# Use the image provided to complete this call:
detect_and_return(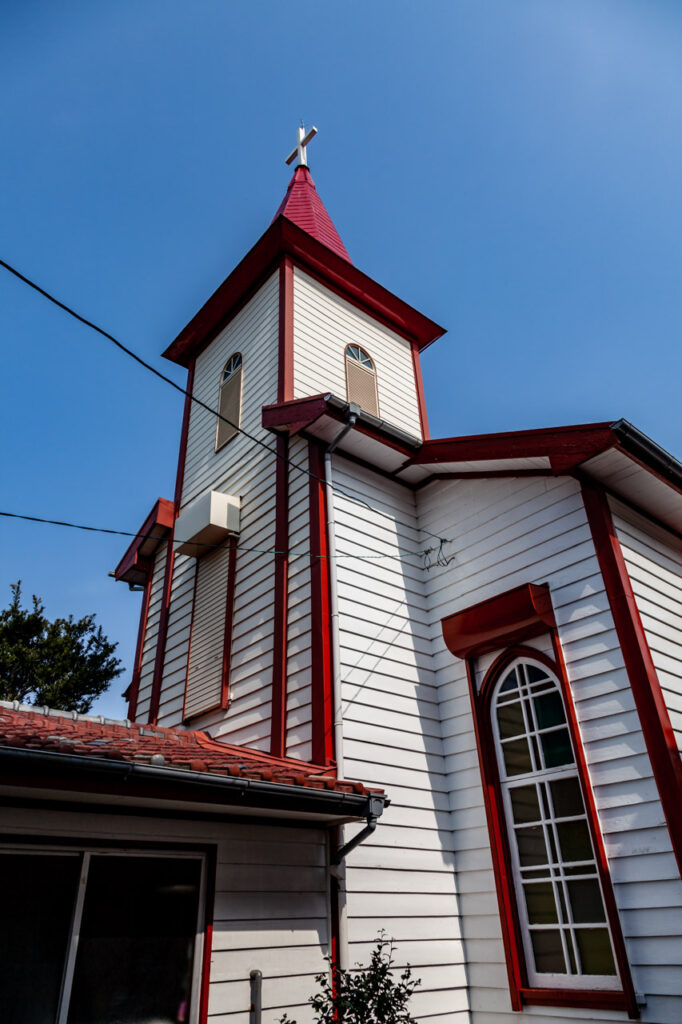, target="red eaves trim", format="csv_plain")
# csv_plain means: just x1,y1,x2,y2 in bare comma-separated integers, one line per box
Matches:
163,218,445,368
270,436,290,758
582,480,682,882
149,363,195,725
410,340,430,441
114,497,175,583
442,583,556,659
221,536,237,711
126,570,153,721
308,440,335,765
278,257,294,402
464,642,637,1018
